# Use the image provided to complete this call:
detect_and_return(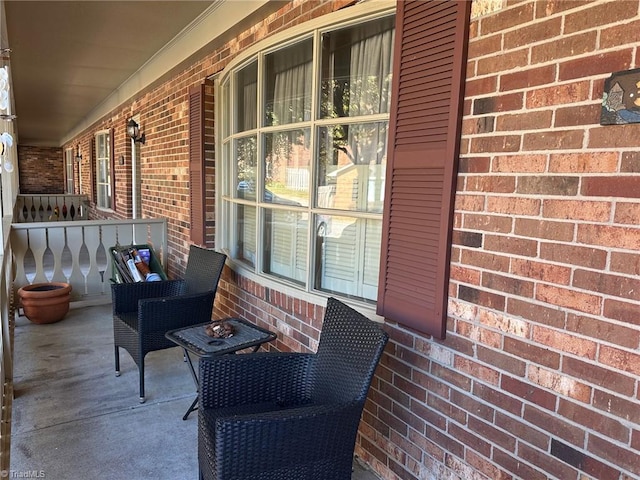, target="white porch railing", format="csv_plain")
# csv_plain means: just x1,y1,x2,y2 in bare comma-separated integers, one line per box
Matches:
1,216,14,472
11,218,168,304
14,194,90,223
